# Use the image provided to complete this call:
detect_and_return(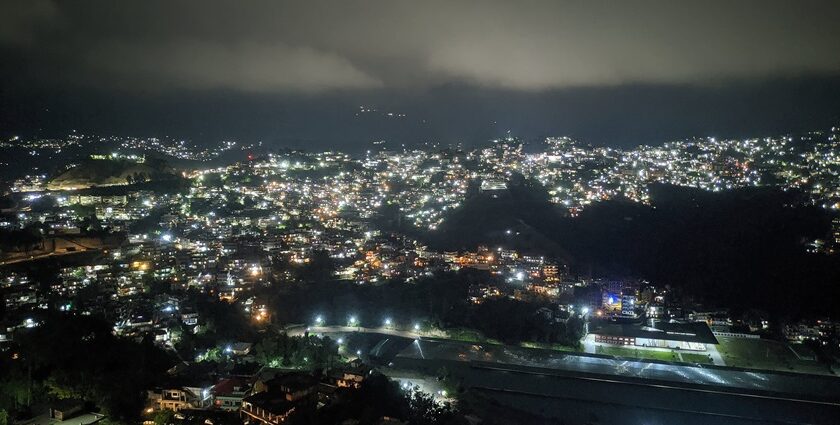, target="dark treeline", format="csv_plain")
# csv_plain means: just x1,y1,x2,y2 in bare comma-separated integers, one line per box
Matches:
262,270,472,328
256,269,583,346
